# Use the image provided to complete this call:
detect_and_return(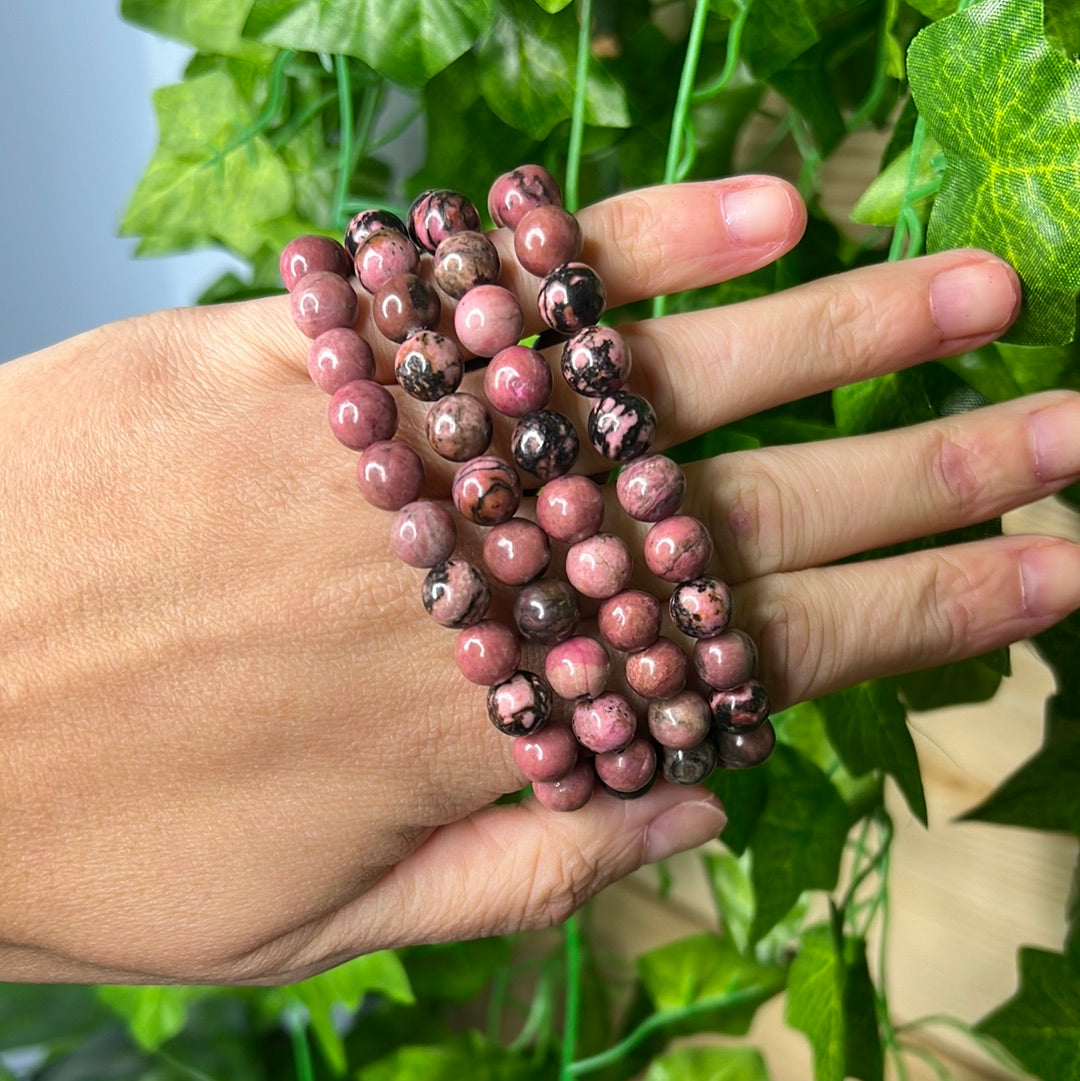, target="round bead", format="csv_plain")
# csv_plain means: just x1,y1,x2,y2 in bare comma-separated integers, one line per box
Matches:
564,533,632,600
513,724,579,783
669,576,733,639
544,636,611,700
394,331,463,401
328,380,397,450
537,262,606,335
616,455,685,522
572,693,637,754
454,284,524,357
535,475,604,544
389,500,457,568
433,231,501,299
693,629,758,690
354,229,420,294
488,164,563,230
307,328,376,394
487,670,552,736
452,455,522,526
514,205,583,277
372,272,441,343
290,271,359,339
344,208,408,257
357,441,425,511
532,759,594,812
710,680,771,733
482,518,551,585
280,235,352,290
425,392,493,462
661,740,718,786
561,325,632,397
422,559,491,628
510,409,580,482
643,515,712,582
408,189,481,253
587,391,657,462
648,690,713,750
597,590,662,653
484,345,553,417
625,636,688,700
513,578,579,644
455,620,521,685
715,719,776,769
595,737,657,795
